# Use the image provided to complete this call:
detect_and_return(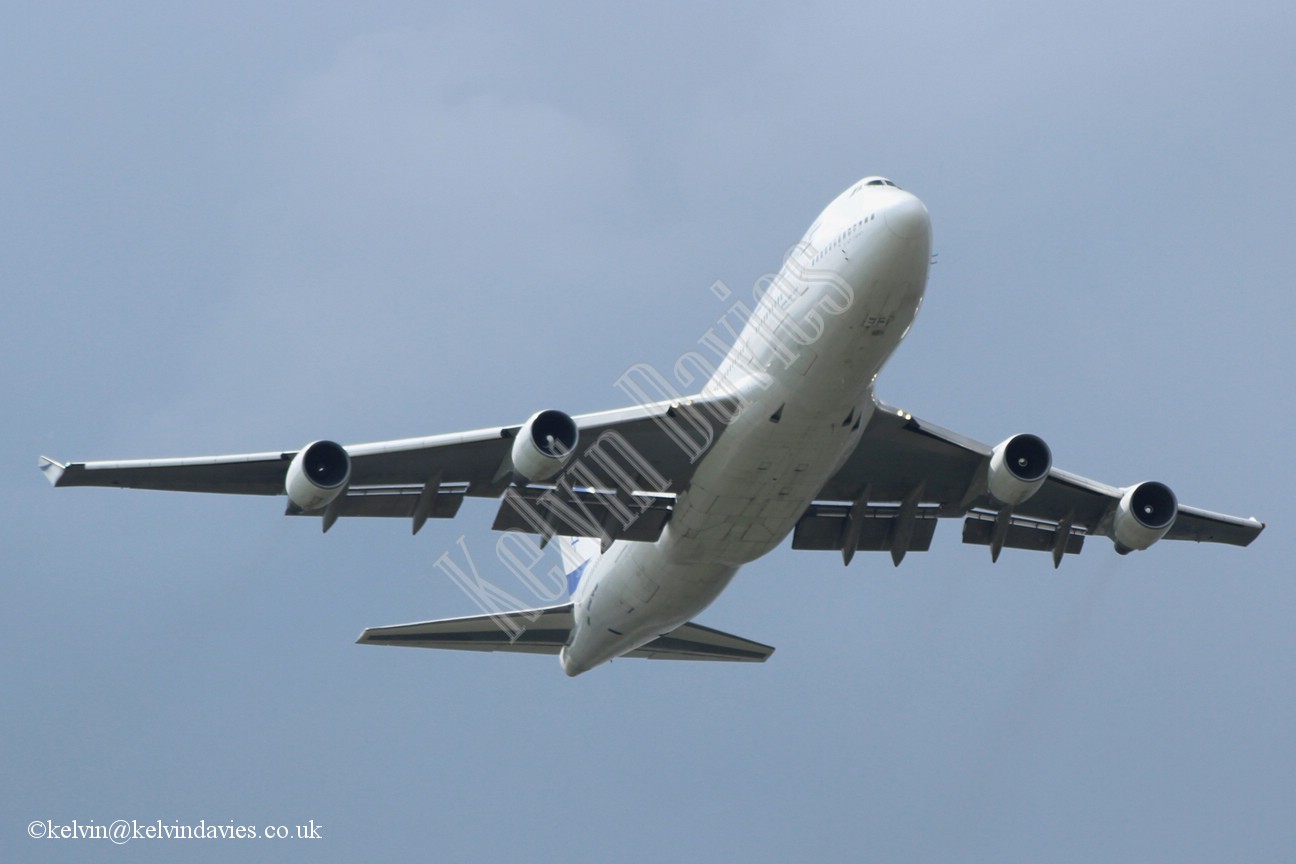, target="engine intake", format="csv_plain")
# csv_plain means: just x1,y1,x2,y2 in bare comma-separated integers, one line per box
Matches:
1113,481,1178,553
987,433,1052,506
285,440,351,511
510,410,578,483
